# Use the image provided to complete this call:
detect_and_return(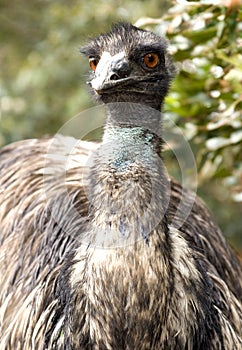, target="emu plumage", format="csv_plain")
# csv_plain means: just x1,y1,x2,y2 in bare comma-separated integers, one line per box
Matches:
0,23,242,349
